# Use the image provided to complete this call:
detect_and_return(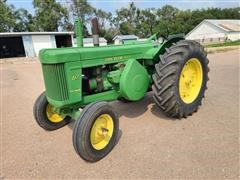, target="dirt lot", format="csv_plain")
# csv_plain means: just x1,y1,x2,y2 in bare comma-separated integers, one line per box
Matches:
0,49,239,179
